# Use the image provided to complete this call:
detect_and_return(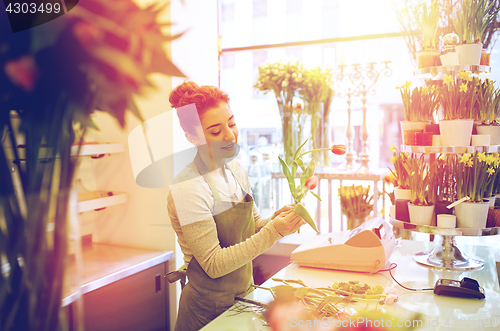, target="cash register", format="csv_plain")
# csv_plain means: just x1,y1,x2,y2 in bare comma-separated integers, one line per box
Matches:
291,217,397,273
